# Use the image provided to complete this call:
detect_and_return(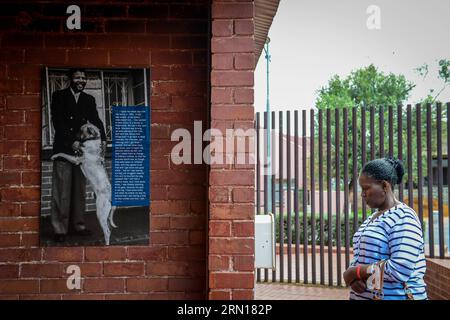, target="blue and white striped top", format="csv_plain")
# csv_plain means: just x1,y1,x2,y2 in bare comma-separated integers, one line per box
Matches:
349,202,427,300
